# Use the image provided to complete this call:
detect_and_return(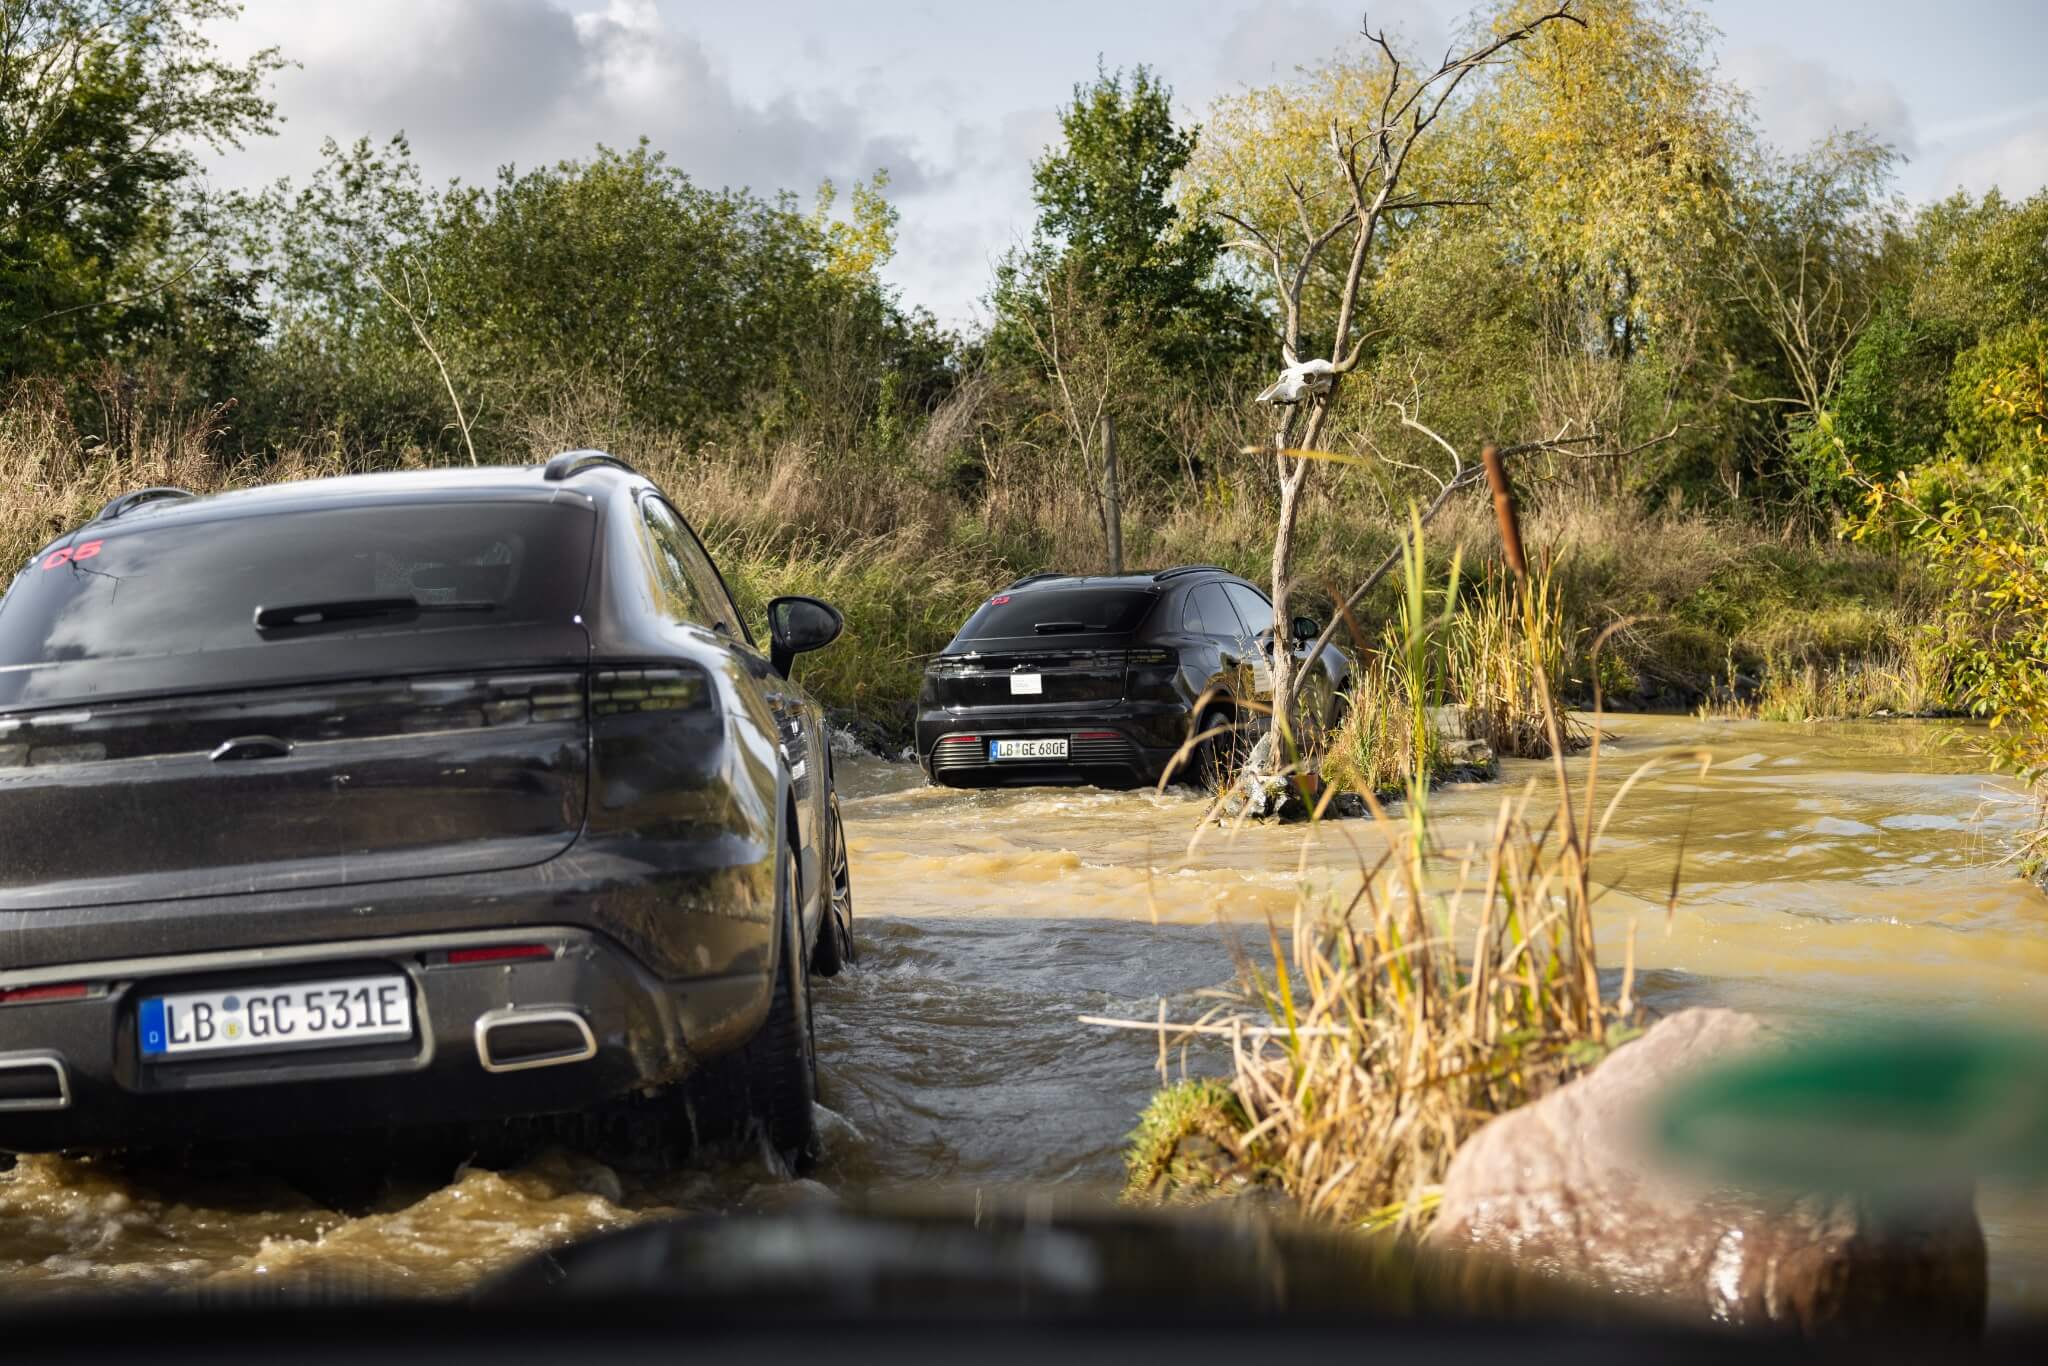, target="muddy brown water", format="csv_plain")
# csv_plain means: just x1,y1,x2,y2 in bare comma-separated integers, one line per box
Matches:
4,713,2047,1316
